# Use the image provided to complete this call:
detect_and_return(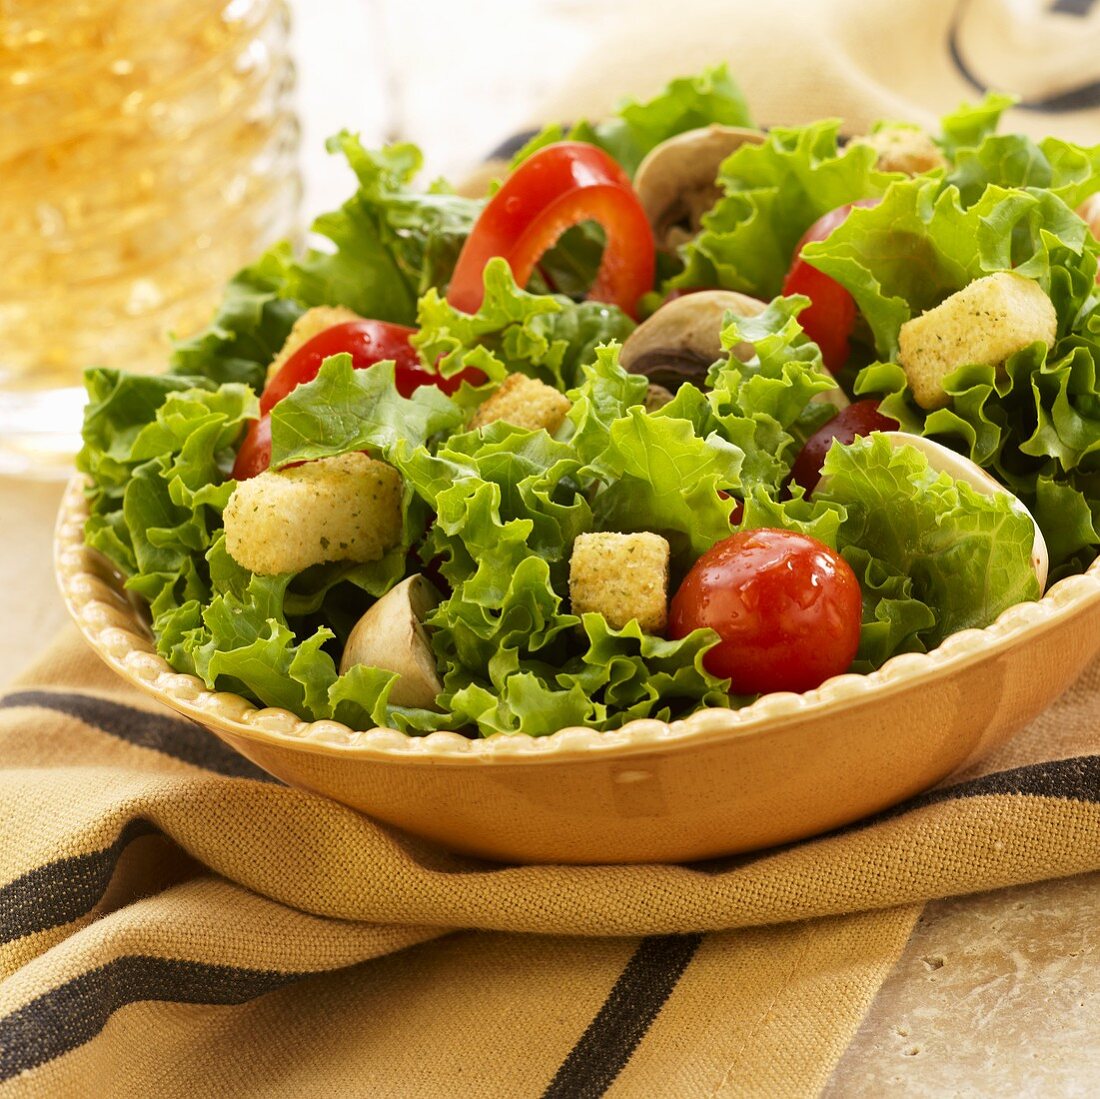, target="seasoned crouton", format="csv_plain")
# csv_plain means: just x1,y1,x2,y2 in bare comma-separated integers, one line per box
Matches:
898,273,1057,410
266,306,362,384
569,532,670,633
224,452,402,575
852,126,946,176
468,373,572,434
